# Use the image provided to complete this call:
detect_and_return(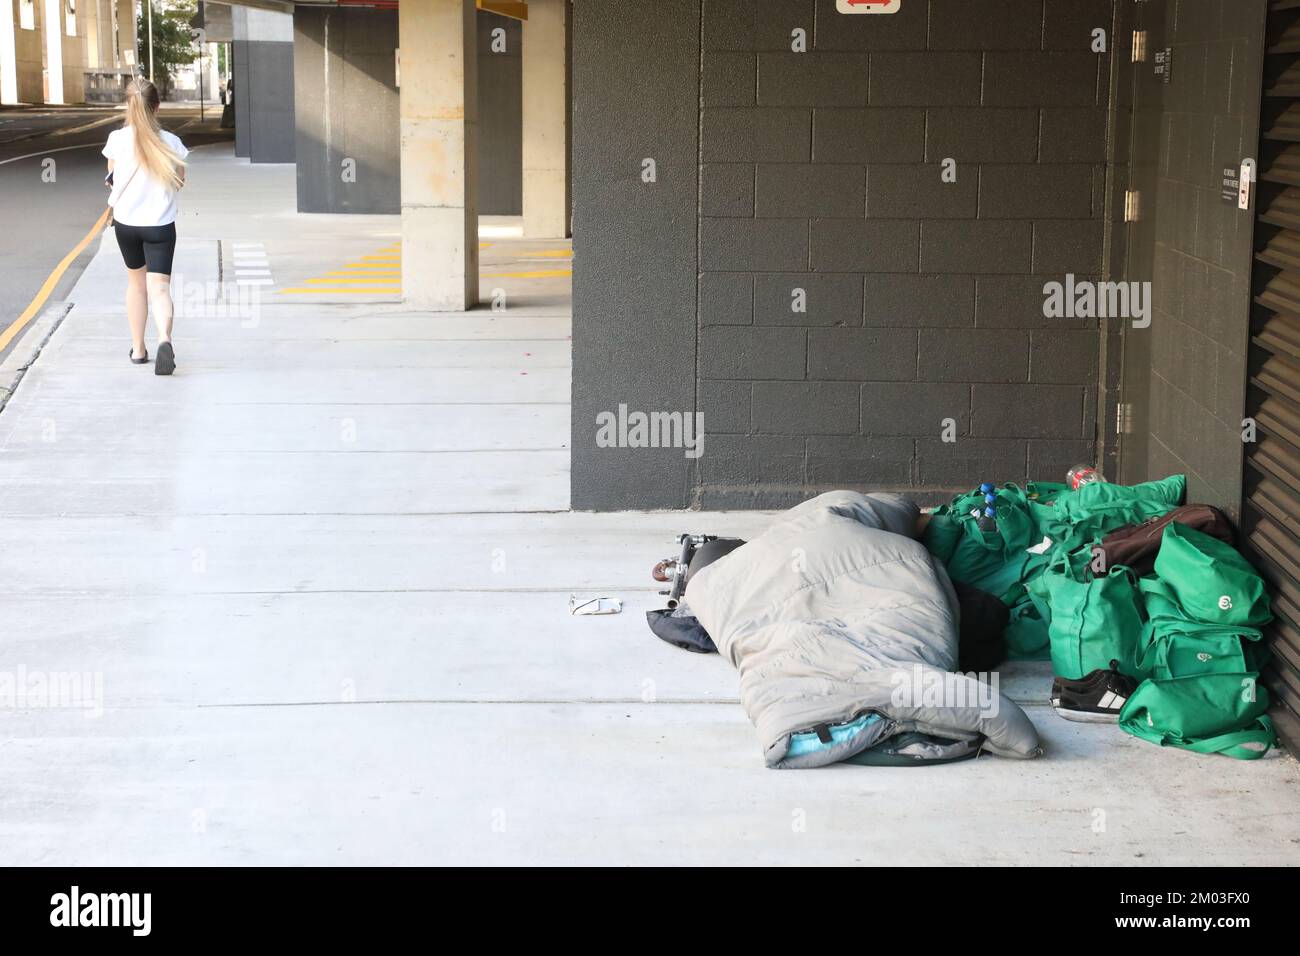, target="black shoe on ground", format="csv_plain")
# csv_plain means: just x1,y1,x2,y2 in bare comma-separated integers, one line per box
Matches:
1051,660,1138,723
155,341,175,376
